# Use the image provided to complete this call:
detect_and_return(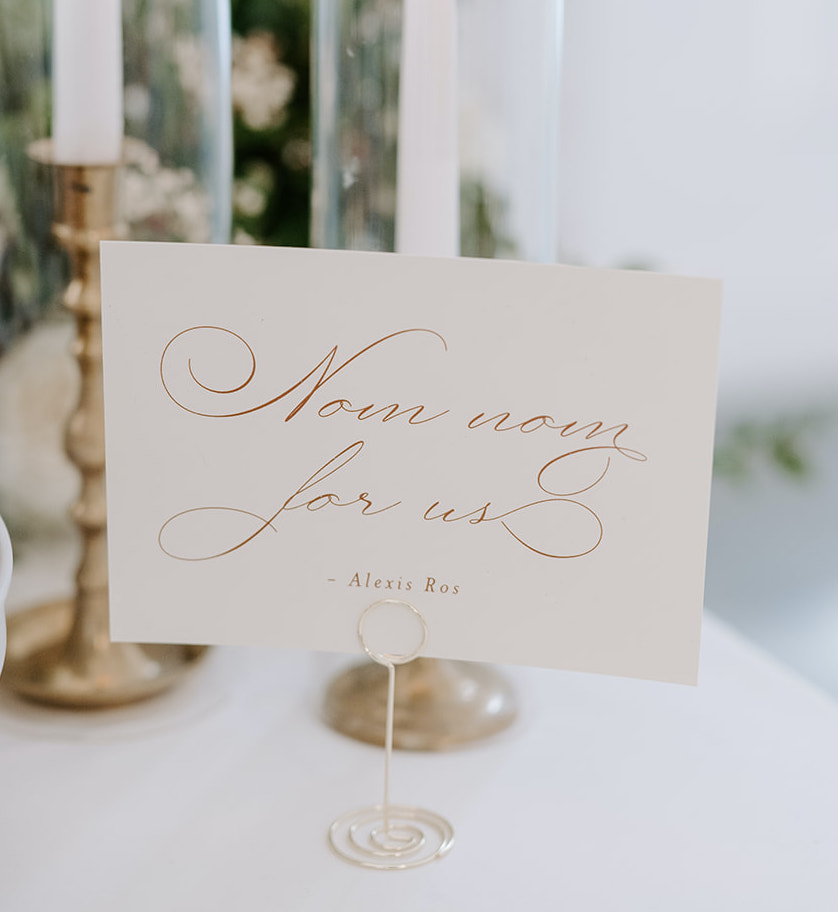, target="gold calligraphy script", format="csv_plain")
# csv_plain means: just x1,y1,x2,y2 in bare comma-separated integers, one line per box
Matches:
158,326,646,562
